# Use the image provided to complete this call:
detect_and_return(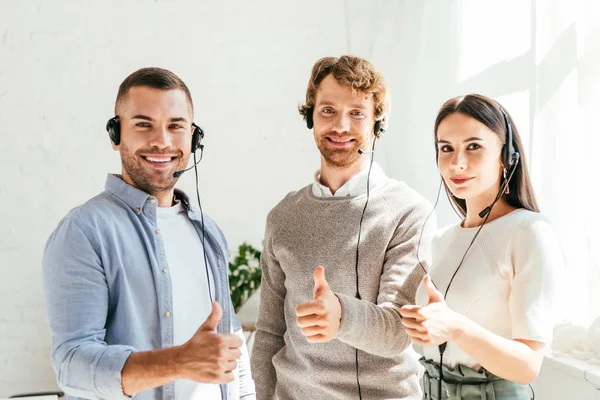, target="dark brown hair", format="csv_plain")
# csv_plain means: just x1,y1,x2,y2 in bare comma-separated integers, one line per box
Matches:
115,67,193,114
434,94,539,217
